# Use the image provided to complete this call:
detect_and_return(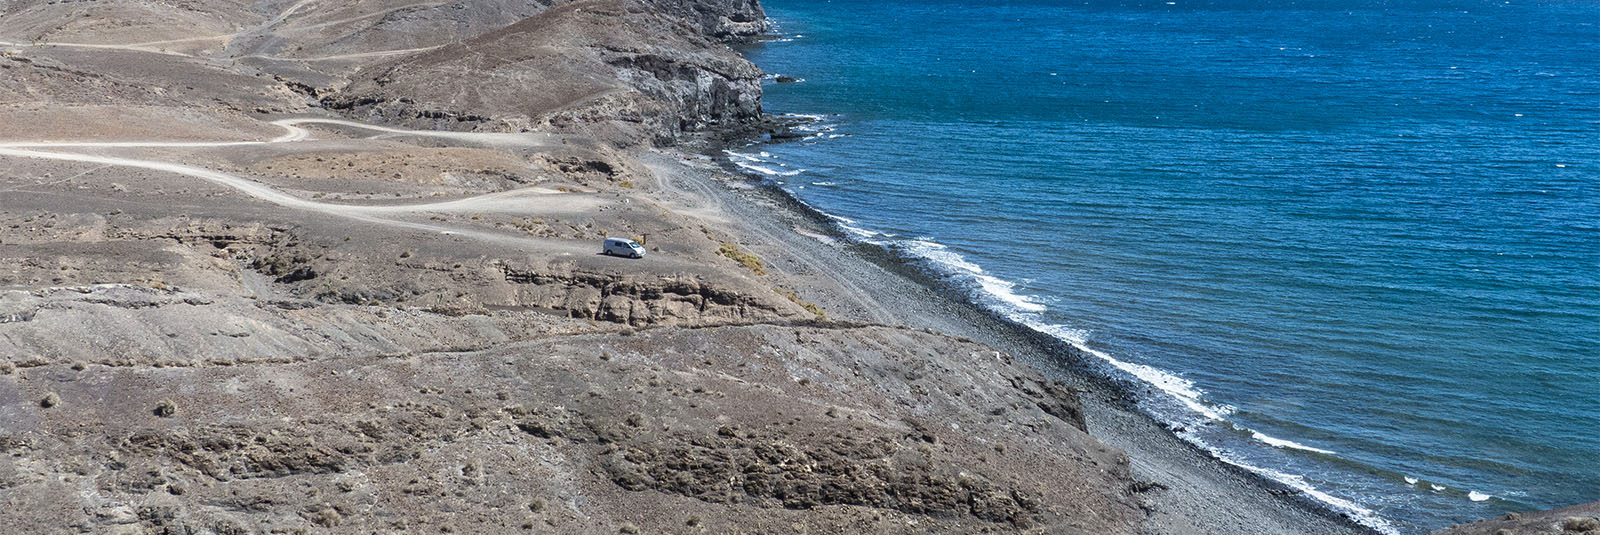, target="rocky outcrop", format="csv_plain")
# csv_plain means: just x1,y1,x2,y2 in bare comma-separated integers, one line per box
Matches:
496,262,803,325
1435,502,1600,535
599,426,1046,527
646,0,770,43
324,0,765,145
